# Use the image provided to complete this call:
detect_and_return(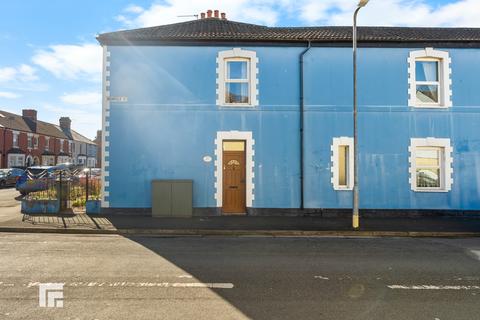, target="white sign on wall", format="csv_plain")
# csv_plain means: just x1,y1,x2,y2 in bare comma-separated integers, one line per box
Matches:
107,96,128,102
